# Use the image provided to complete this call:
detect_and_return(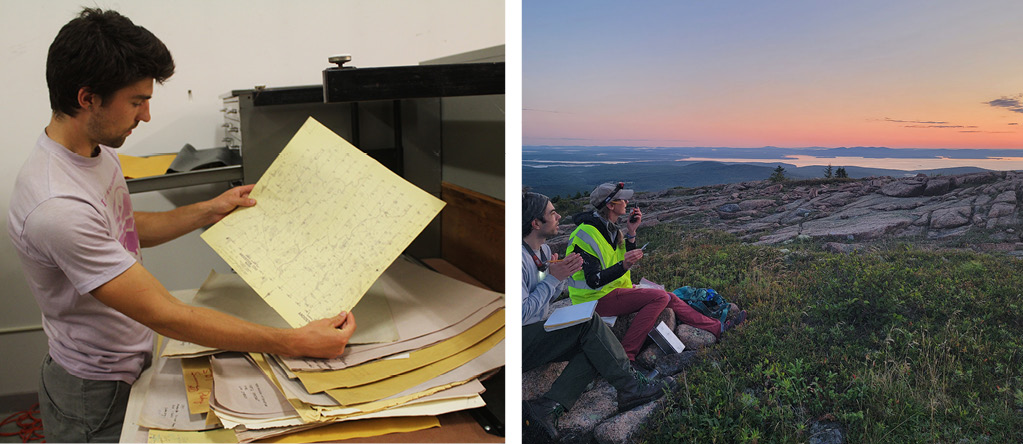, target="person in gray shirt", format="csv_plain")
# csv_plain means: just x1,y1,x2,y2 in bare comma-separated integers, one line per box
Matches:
9,9,355,442
521,191,666,440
